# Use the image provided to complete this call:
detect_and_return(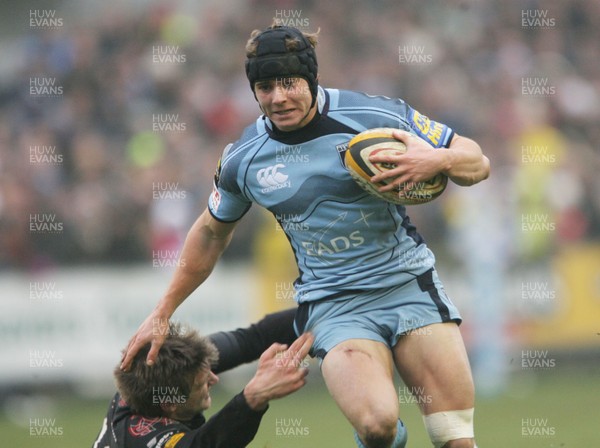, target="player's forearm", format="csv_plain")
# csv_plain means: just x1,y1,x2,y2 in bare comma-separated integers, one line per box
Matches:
187,392,266,447
156,211,233,317
441,135,490,186
210,308,297,374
